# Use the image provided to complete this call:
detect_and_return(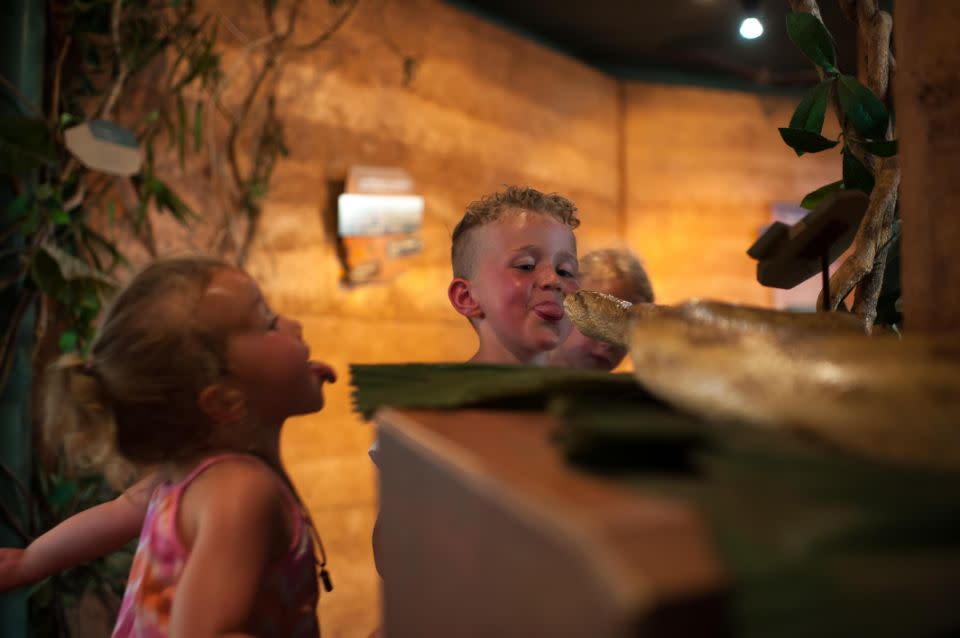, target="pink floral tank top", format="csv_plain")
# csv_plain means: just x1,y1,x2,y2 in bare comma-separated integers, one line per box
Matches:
112,454,320,638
